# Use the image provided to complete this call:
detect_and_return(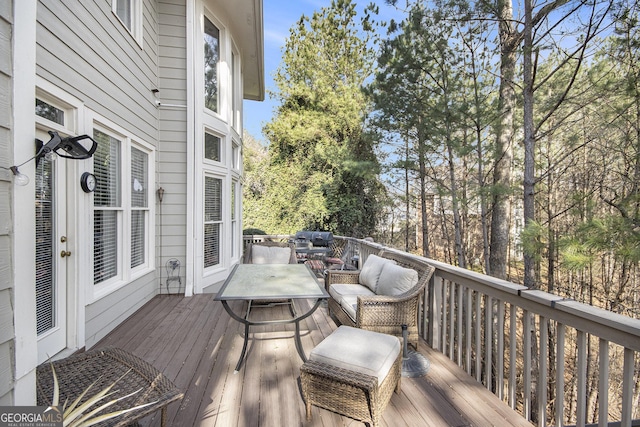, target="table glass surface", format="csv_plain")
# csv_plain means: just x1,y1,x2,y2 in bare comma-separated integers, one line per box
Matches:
215,264,329,300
